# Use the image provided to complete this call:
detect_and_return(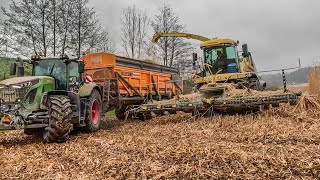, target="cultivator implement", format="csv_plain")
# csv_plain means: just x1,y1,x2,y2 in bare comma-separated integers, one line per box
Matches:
125,92,302,120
